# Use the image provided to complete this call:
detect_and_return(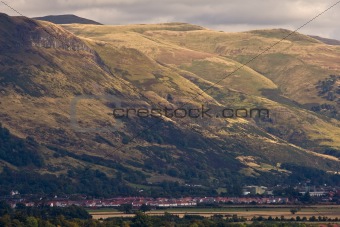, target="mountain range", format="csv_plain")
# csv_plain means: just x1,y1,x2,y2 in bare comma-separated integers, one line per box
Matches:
0,13,340,197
